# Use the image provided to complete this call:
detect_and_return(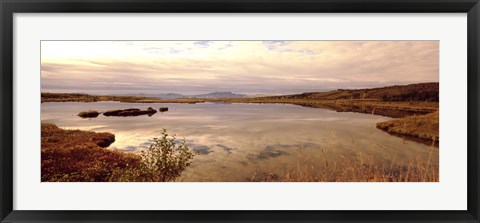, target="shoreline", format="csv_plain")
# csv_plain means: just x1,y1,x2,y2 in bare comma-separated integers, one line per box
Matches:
42,93,439,144
376,112,439,147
